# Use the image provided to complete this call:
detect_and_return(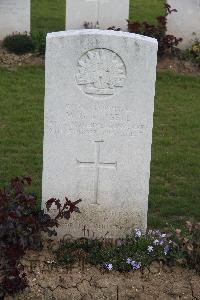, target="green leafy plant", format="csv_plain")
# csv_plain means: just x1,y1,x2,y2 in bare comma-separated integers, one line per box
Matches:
183,40,200,66
31,31,47,55
0,177,81,298
56,225,200,273
3,33,35,54
56,229,176,272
